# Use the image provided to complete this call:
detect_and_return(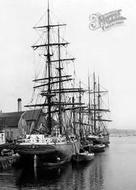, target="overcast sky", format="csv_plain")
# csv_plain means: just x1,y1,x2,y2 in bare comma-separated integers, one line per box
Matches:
0,0,136,129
